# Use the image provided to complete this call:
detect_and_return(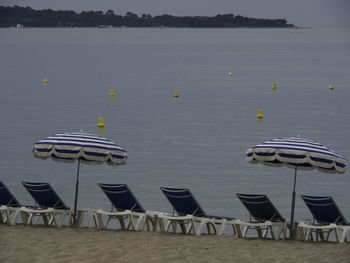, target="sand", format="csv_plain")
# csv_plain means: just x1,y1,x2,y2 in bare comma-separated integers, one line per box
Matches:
0,224,349,263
